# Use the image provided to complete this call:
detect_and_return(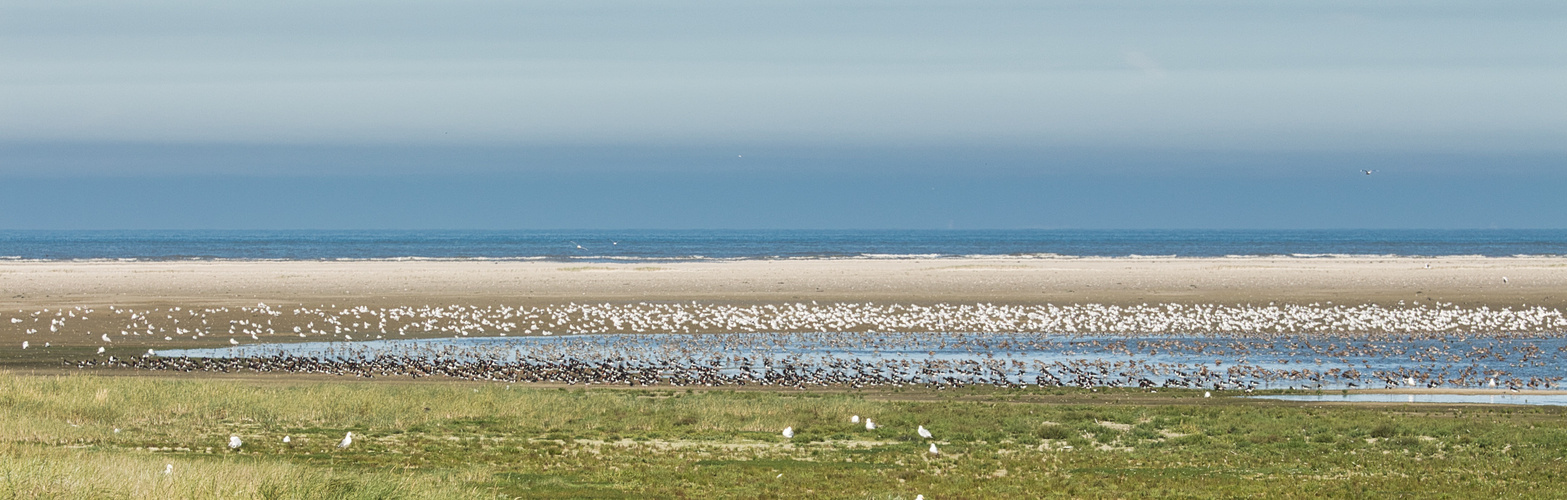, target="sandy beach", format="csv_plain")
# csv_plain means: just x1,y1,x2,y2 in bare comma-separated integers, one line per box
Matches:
2,256,1562,310
2,256,1563,359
